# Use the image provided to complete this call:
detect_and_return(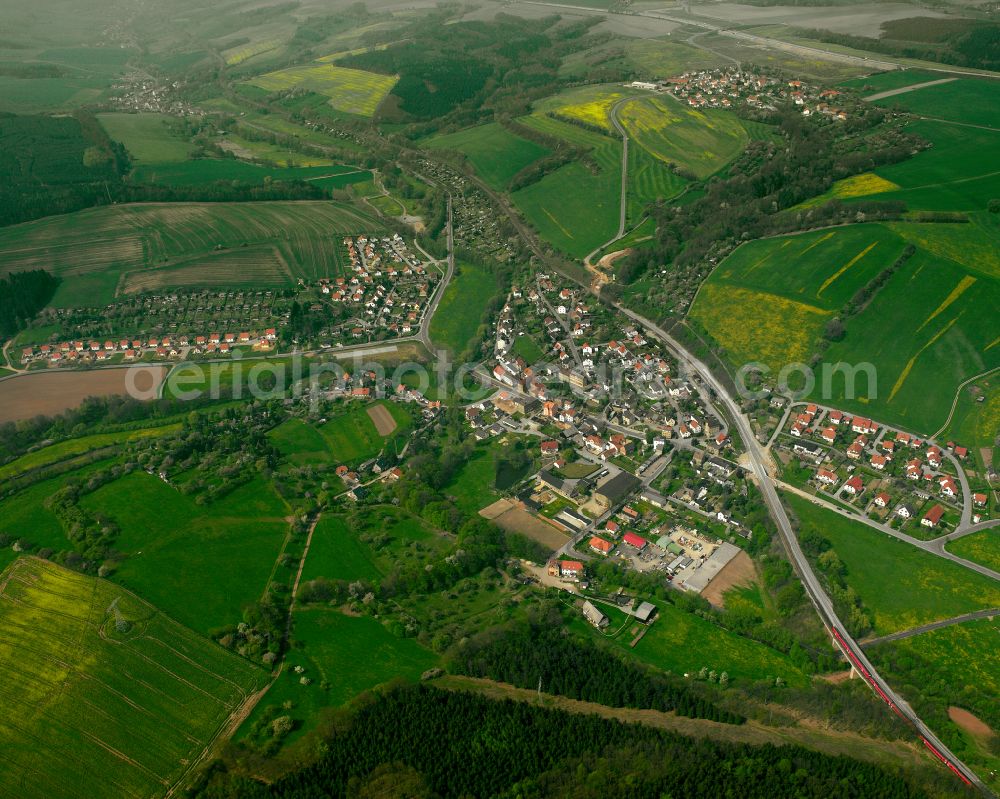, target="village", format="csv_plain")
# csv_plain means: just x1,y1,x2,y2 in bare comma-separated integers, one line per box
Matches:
18,234,440,366
630,68,853,120
770,401,990,535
